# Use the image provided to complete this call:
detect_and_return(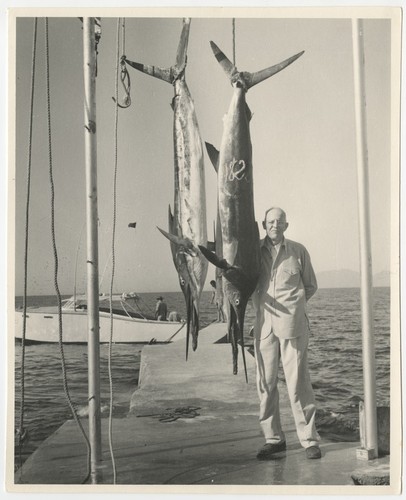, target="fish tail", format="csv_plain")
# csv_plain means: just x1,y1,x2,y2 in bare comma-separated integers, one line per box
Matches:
125,19,191,85
246,50,304,89
175,18,191,70
209,40,304,90
125,59,174,84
